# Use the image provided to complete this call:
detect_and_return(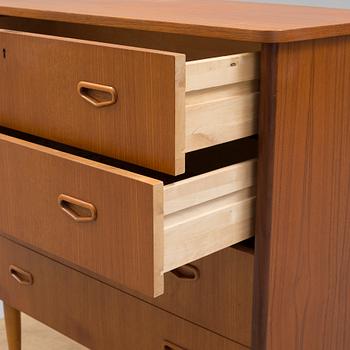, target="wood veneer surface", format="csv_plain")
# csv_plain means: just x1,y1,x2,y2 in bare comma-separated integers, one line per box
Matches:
0,248,254,348
0,236,248,350
127,247,254,346
0,133,164,298
1,0,350,42
0,17,261,61
0,29,185,175
253,37,350,350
